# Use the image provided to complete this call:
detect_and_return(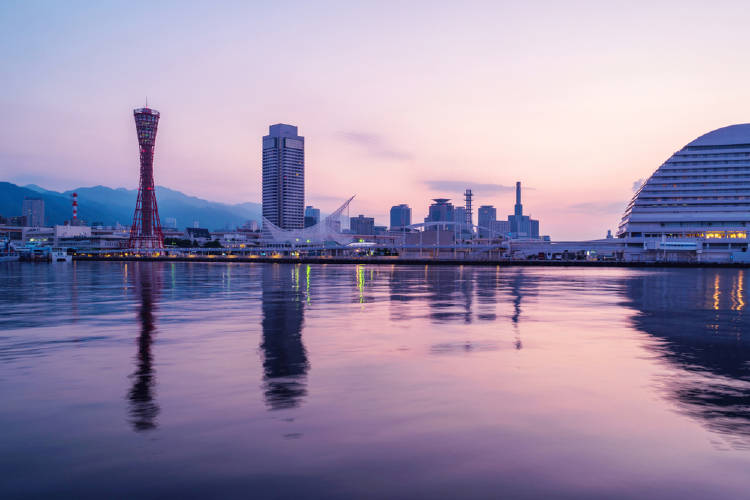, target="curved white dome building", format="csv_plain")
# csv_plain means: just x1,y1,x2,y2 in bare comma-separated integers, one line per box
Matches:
618,124,750,262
